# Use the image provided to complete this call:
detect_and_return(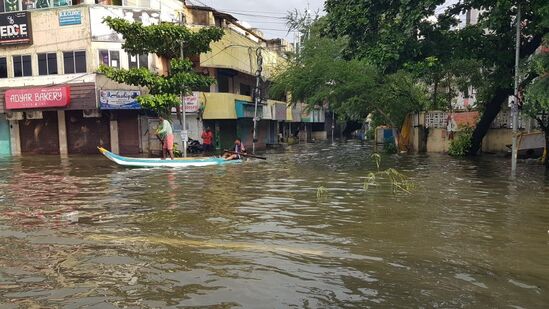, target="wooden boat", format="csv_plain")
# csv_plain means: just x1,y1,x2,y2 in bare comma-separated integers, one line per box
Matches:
98,147,241,168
